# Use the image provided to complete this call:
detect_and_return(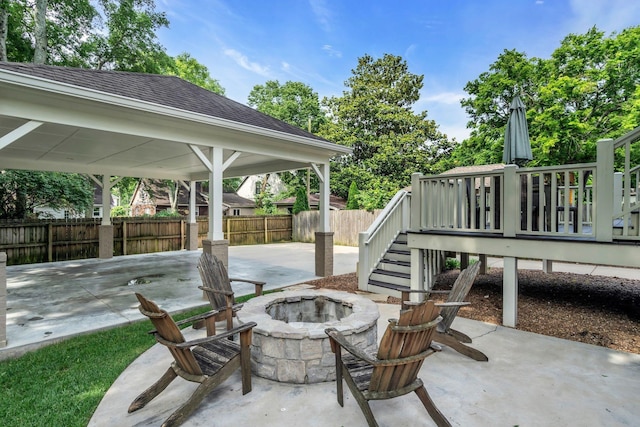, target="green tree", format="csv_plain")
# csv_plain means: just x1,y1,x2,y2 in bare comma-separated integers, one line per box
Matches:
85,0,171,72
248,80,323,197
456,26,640,167
292,186,309,214
346,181,359,210
248,80,324,132
1,0,97,64
320,54,454,207
163,52,225,95
0,170,94,219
